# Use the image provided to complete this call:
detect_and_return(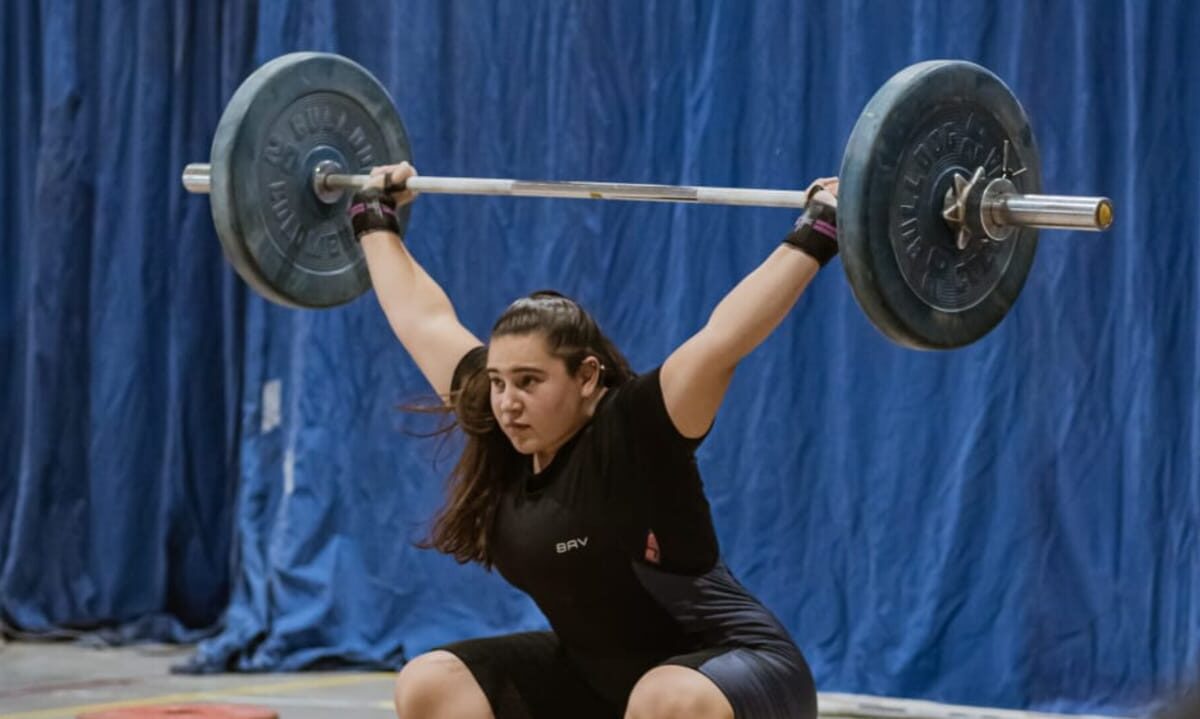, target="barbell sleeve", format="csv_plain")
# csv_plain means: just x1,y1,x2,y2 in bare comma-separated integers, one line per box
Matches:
182,163,212,195
987,194,1114,231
